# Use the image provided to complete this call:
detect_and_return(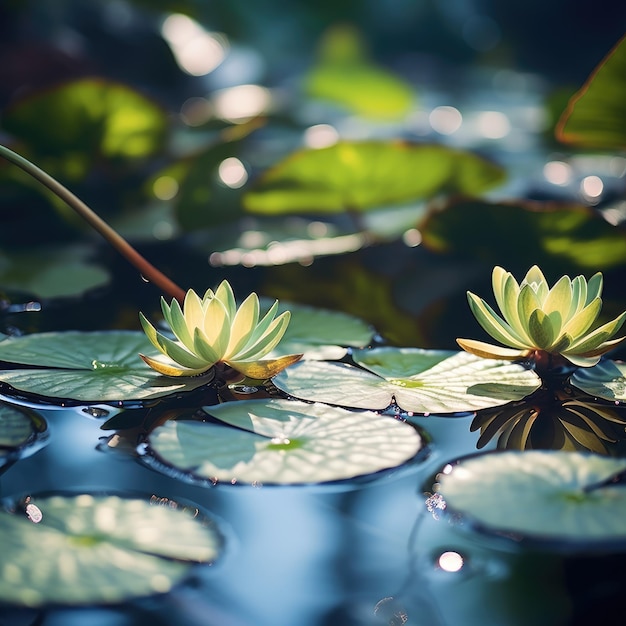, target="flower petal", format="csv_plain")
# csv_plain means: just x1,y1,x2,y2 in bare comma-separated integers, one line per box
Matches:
542,275,572,318
517,283,541,331
192,328,222,365
233,311,291,361
166,298,196,351
526,309,555,349
214,280,237,320
560,297,602,340
456,338,530,360
467,293,528,348
568,311,626,353
139,313,209,369
228,353,303,379
227,293,261,356
183,290,205,333
202,297,231,355
522,266,548,301
139,353,212,377
586,272,603,305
